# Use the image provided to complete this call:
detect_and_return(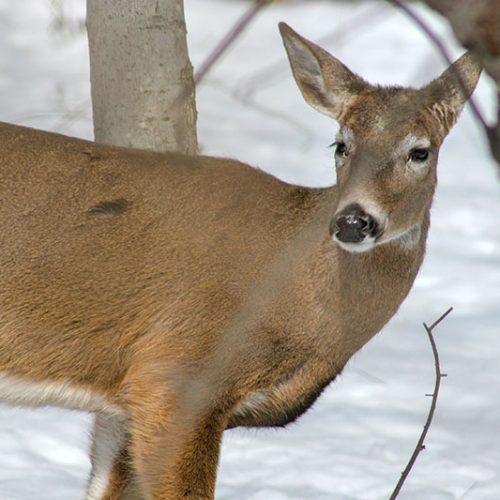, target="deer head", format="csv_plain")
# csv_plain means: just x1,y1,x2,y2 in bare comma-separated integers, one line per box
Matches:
279,23,481,253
